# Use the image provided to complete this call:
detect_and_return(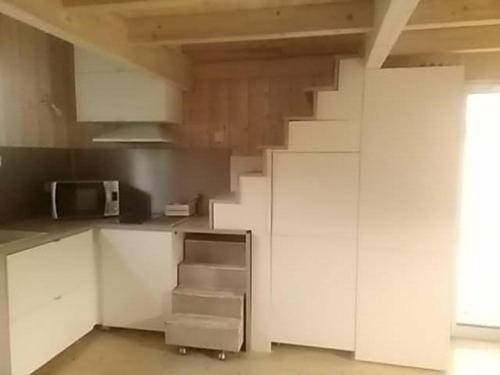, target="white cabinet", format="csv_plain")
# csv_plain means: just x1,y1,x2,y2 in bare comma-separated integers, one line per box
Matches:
271,152,359,351
7,231,96,375
98,229,180,332
356,67,464,370
74,48,183,123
